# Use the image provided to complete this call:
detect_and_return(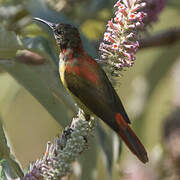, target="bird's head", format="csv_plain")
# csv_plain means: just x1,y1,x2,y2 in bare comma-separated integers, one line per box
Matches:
34,17,82,52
